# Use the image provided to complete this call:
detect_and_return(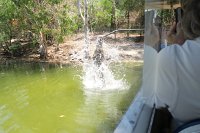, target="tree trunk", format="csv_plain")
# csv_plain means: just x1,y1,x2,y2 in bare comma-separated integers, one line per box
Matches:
39,31,48,59
110,0,116,31
77,0,89,59
84,0,89,59
127,11,130,38
77,0,84,21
